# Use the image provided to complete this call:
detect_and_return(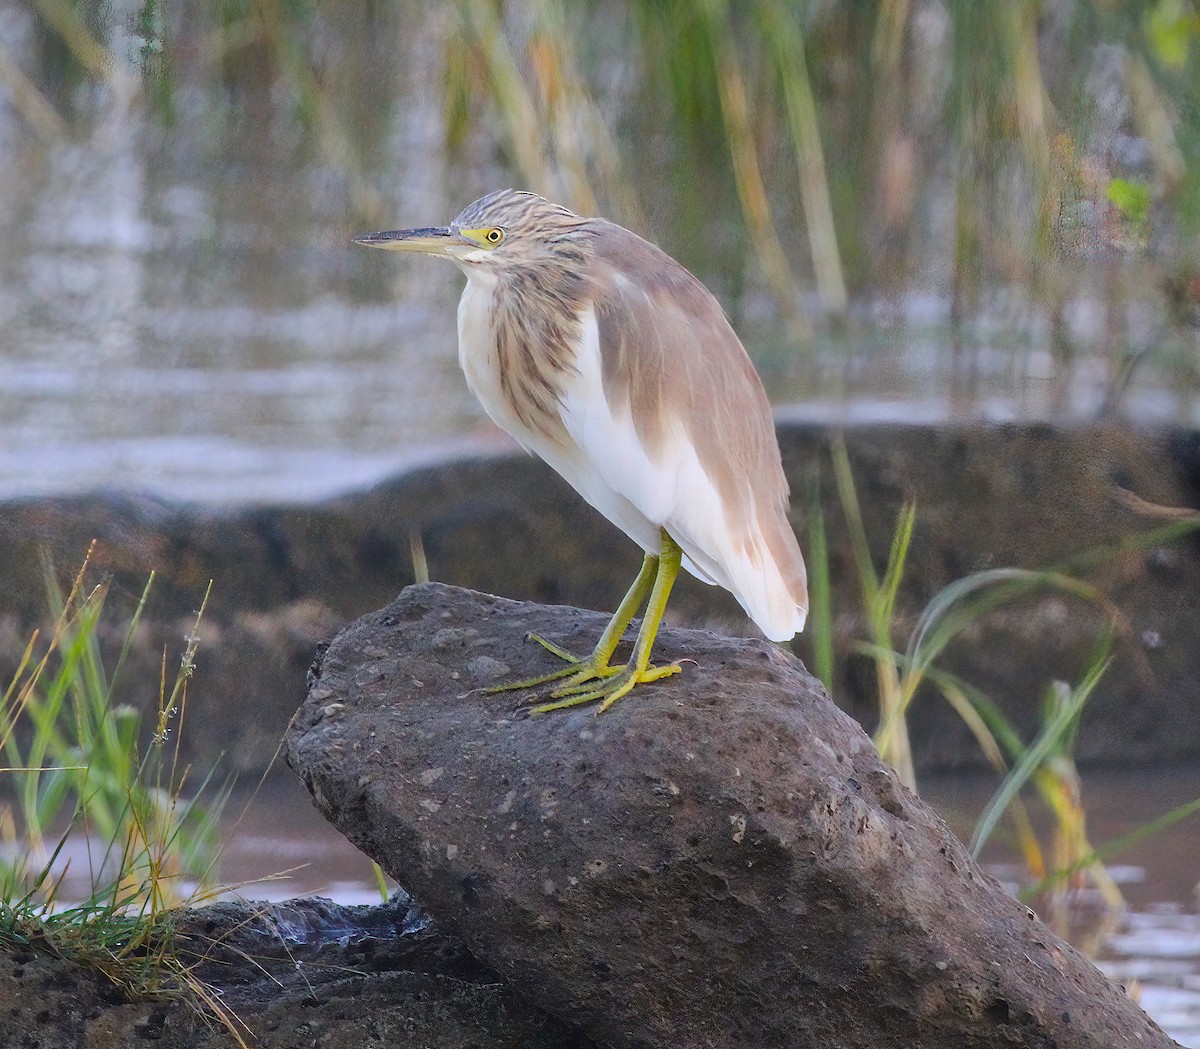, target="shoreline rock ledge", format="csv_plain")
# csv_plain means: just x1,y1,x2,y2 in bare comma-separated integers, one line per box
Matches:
287,582,1175,1049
